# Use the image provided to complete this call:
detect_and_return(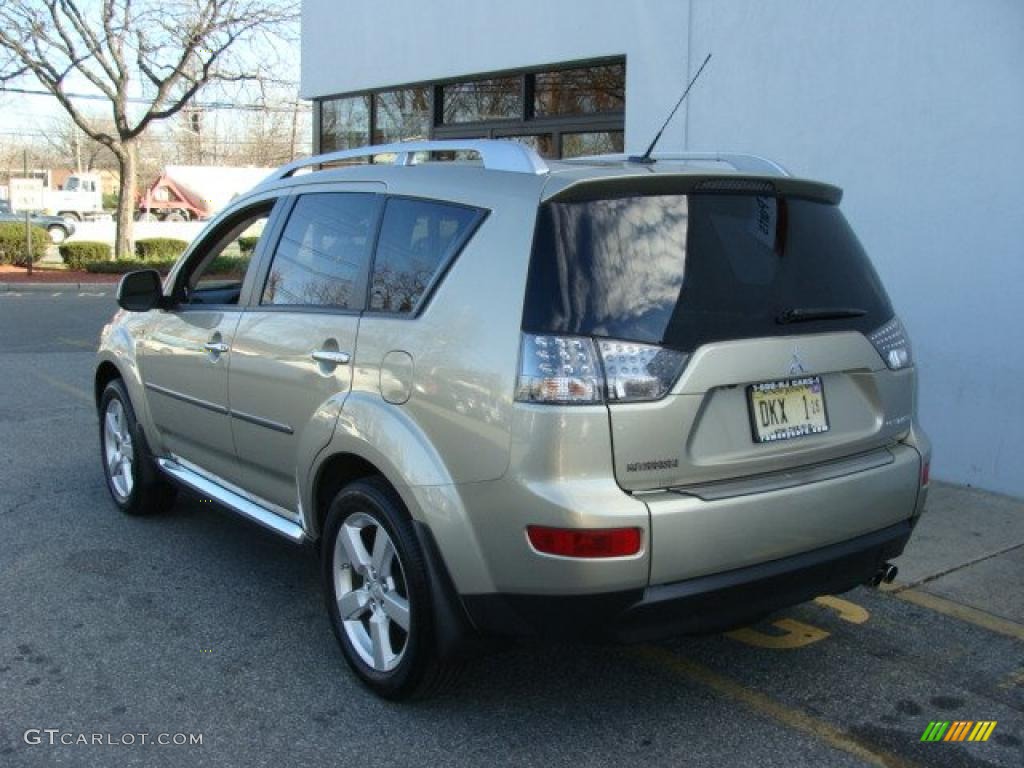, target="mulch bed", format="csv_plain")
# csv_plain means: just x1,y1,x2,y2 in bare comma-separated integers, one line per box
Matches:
0,265,120,283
